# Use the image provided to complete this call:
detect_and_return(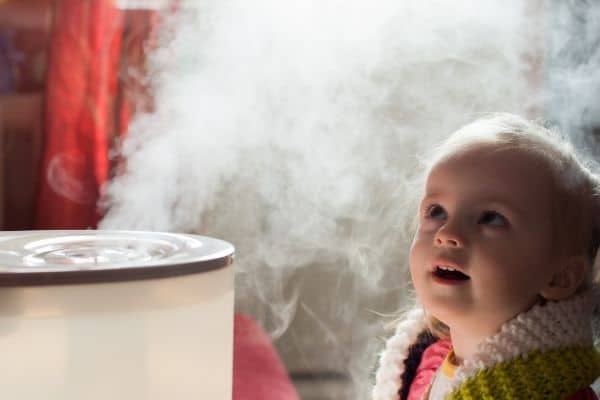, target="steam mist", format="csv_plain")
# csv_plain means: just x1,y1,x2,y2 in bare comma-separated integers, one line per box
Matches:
100,1,599,398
